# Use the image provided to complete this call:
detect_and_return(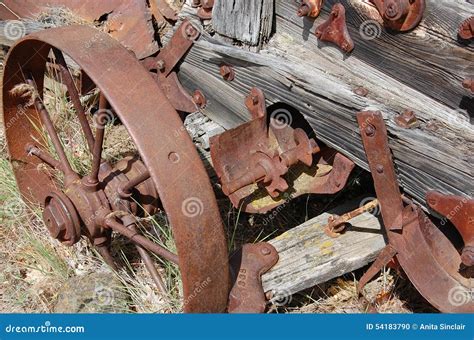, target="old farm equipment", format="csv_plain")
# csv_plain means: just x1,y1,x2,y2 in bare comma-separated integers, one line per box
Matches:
1,0,473,313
